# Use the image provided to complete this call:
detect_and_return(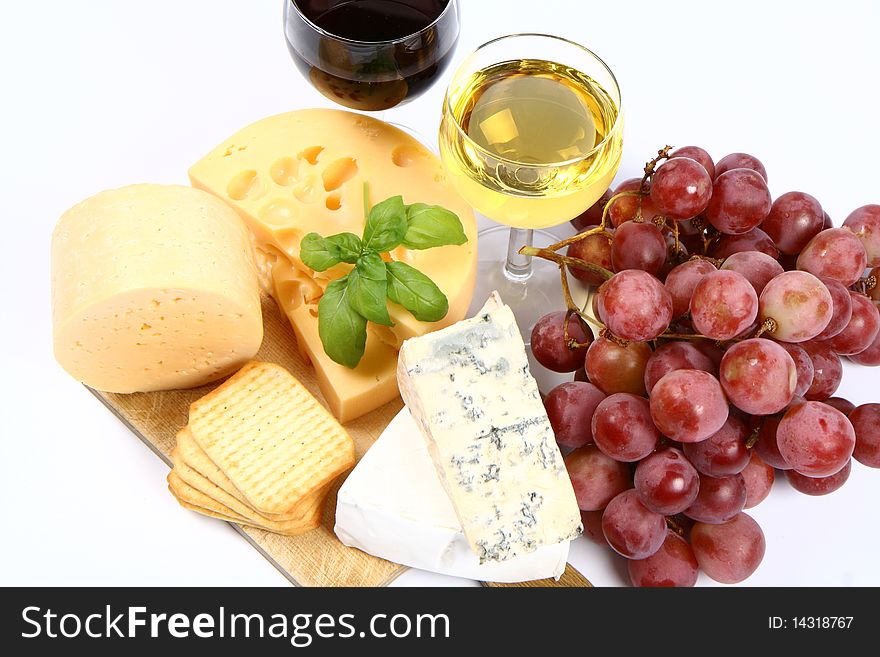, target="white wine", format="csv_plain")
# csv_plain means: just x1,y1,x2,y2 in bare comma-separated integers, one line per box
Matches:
440,58,622,228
